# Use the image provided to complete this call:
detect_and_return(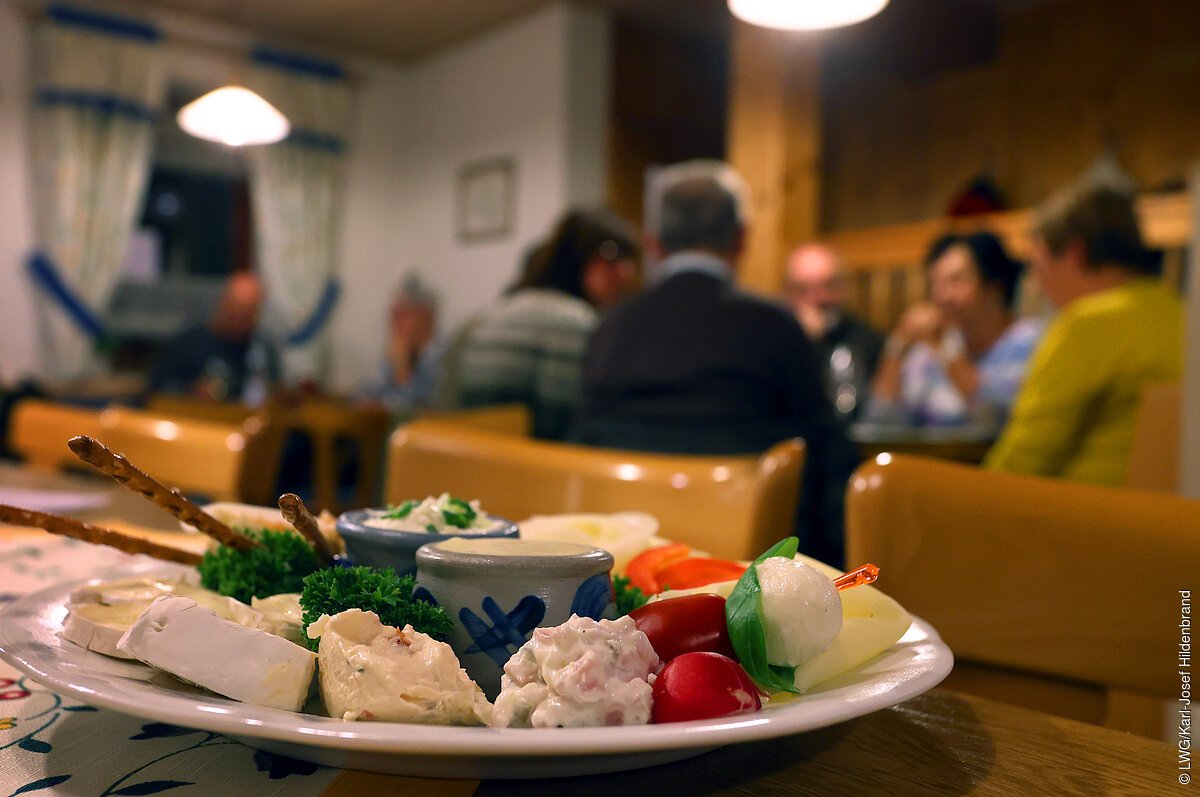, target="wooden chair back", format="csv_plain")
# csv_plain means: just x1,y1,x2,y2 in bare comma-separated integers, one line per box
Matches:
846,453,1200,738
8,400,103,469
385,419,805,560
1126,382,1181,493
420,404,532,436
9,399,277,503
822,191,1190,333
